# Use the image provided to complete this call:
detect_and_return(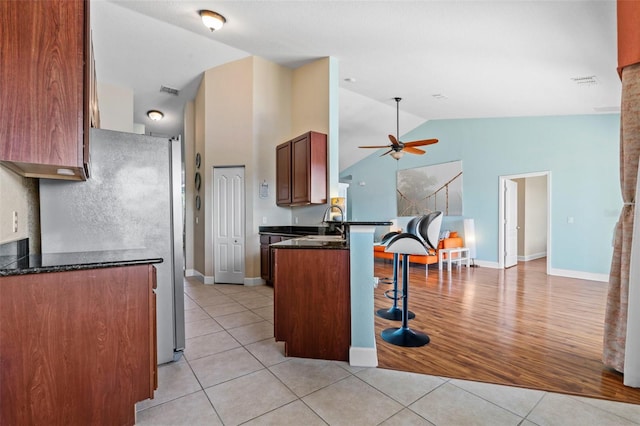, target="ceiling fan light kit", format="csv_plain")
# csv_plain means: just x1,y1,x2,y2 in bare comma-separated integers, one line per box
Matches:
358,97,438,160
